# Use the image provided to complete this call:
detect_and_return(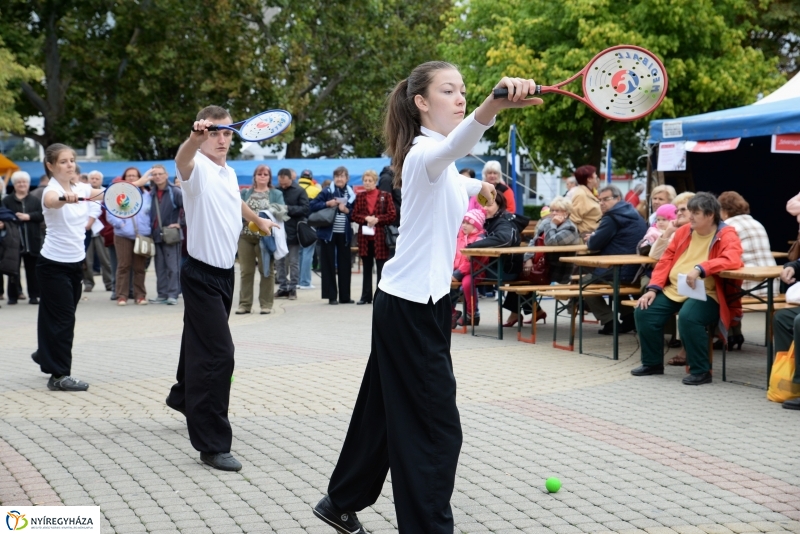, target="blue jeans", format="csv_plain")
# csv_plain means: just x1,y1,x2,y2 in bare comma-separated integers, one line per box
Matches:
299,243,315,287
